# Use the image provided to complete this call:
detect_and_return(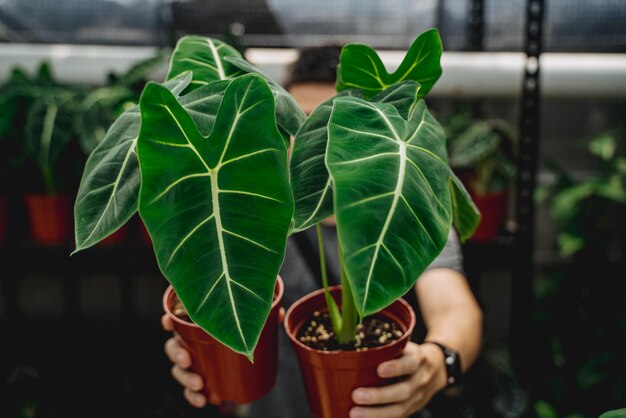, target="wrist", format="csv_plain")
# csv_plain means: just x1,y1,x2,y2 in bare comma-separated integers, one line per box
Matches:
421,340,464,396
420,343,448,393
